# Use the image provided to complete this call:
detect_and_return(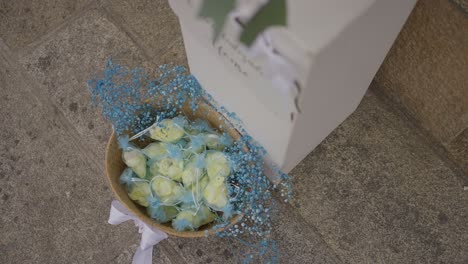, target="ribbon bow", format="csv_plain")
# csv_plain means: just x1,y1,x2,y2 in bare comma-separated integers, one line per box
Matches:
108,200,168,264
